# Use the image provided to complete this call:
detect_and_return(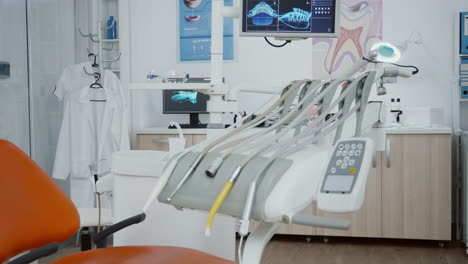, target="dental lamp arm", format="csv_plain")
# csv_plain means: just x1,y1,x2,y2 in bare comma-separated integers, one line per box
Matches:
340,58,370,78
382,67,414,78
